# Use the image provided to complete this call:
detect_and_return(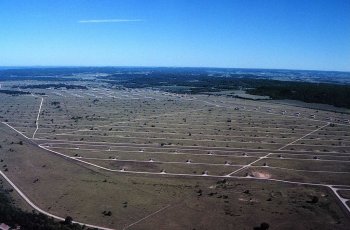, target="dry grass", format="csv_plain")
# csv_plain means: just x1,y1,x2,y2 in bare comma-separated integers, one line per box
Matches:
0,83,350,229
